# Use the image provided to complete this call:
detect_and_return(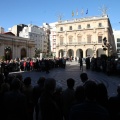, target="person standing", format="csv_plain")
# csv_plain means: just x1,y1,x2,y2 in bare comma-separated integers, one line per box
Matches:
86,56,90,69
39,78,62,120
80,72,89,85
69,80,109,120
79,57,83,71
62,78,75,120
